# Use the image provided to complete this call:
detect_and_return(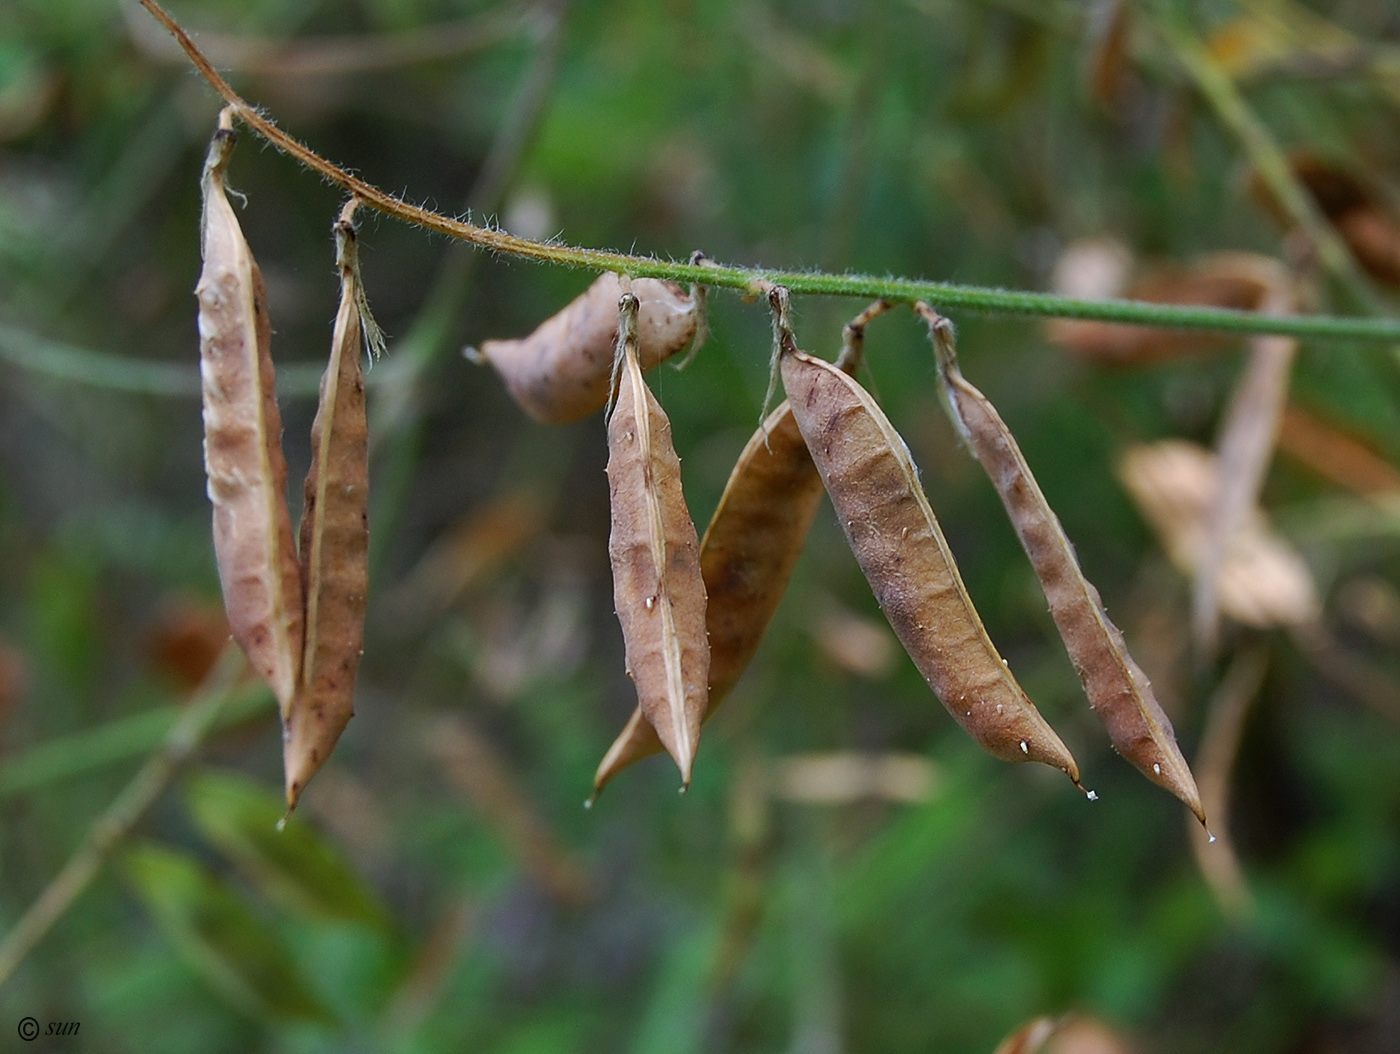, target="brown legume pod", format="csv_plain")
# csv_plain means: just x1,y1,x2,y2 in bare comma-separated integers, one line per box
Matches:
284,206,374,810
478,272,696,423
591,303,892,799
196,112,303,717
919,304,1203,823
778,298,1081,783
606,292,710,786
